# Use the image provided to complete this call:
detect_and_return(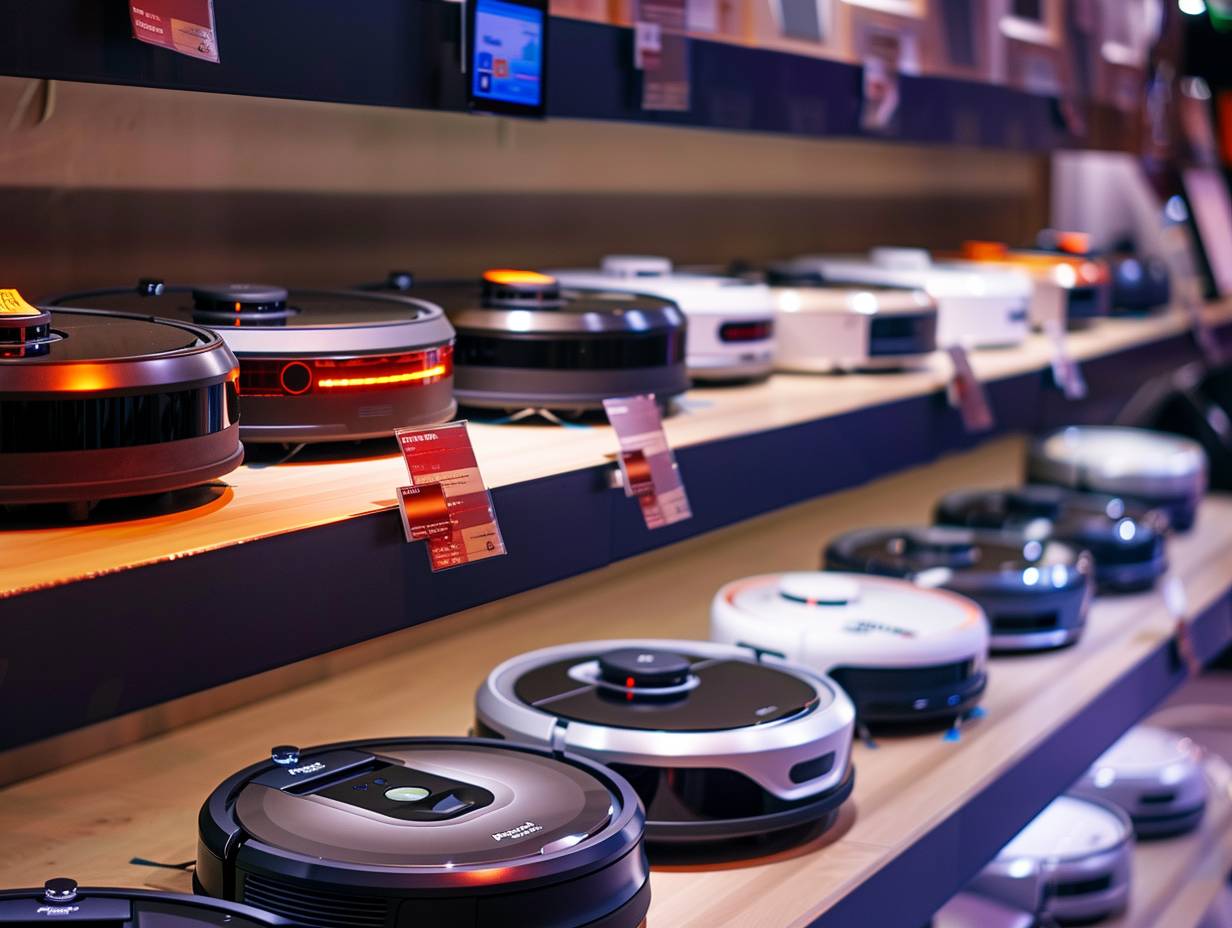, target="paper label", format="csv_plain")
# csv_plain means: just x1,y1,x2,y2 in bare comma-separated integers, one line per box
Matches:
946,345,994,433
1180,284,1226,367
0,290,40,317
634,0,691,112
1044,318,1087,400
130,1,220,63
395,422,507,572
604,395,692,530
1163,573,1202,677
